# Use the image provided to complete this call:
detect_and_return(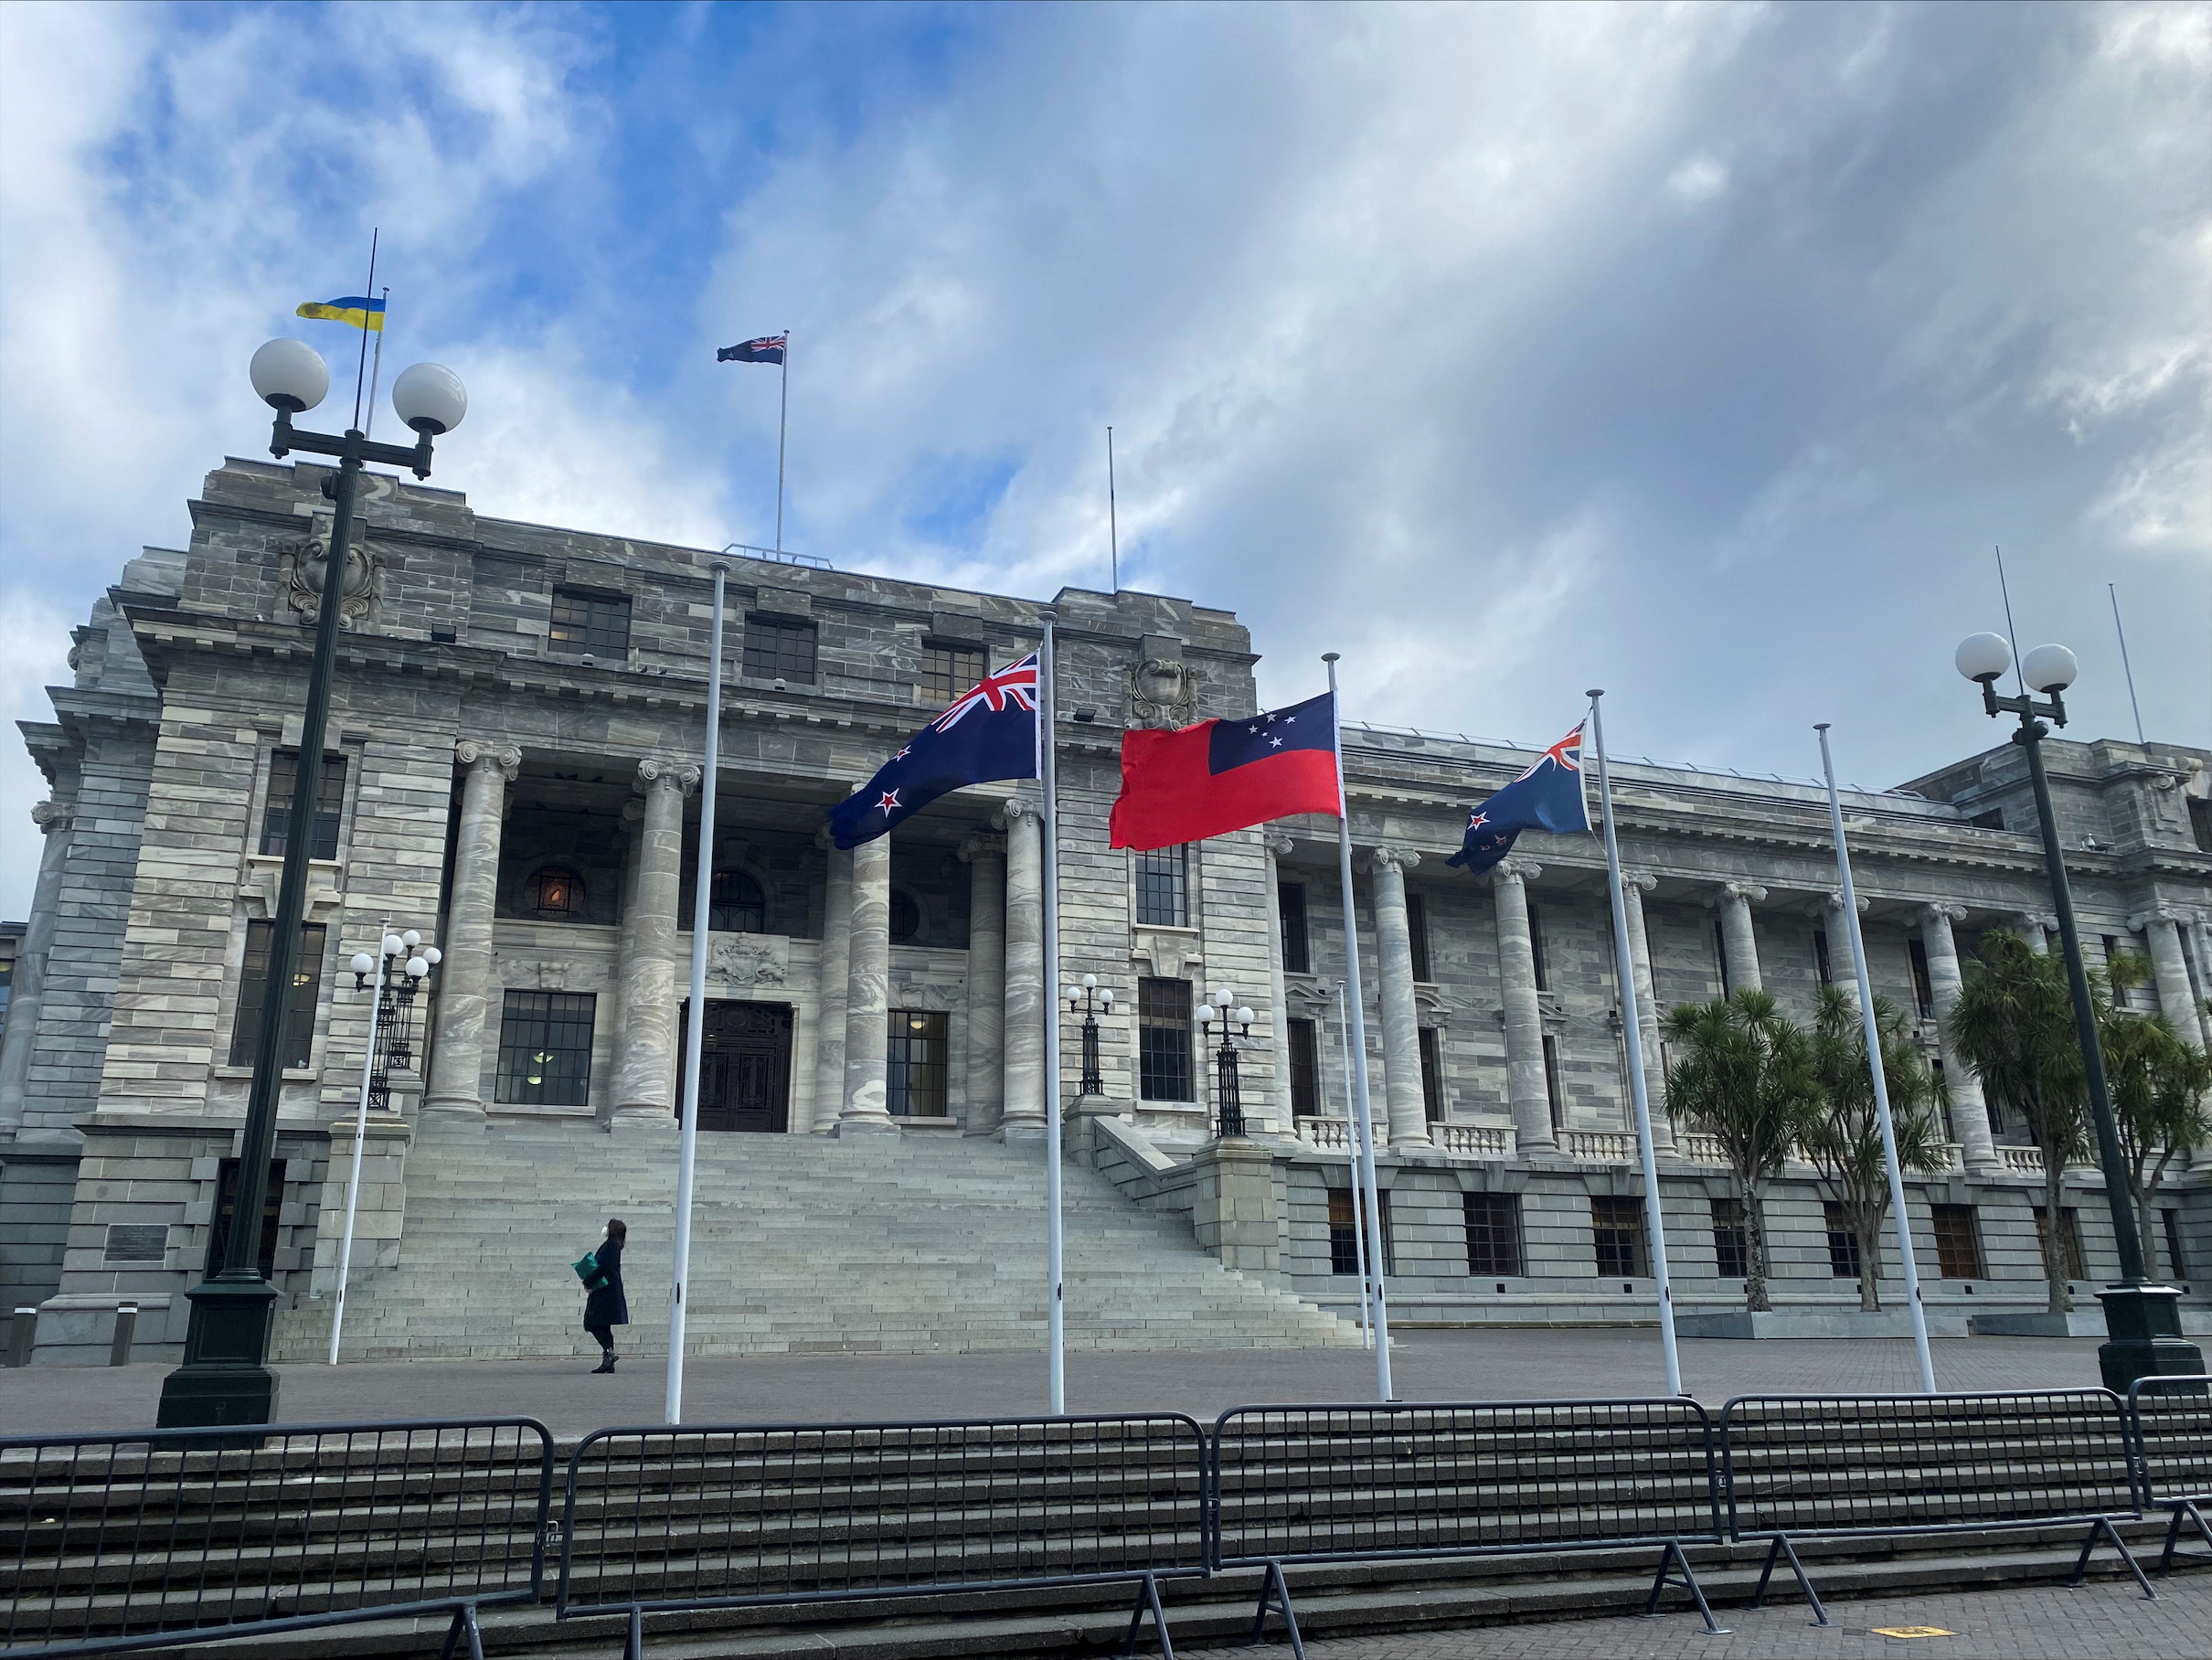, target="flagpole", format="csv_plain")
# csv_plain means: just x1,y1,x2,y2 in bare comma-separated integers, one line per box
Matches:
1039,609,1066,1413
1324,653,1393,1399
667,560,728,1424
1817,722,1937,1393
775,332,790,553
350,228,378,431
1587,692,1682,1396
328,917,388,1365
362,285,388,442
1337,977,1372,1349
1106,427,1119,592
